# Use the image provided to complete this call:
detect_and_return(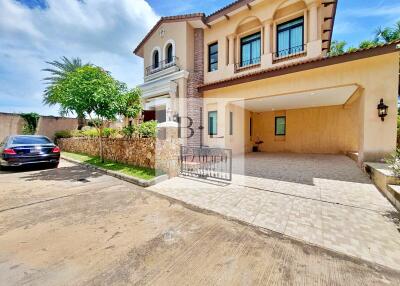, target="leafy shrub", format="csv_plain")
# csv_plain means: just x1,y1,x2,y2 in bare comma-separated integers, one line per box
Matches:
55,130,73,139
386,149,400,177
87,118,102,127
138,120,157,138
20,112,40,135
102,127,120,138
81,129,99,138
122,125,137,138
54,129,84,139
